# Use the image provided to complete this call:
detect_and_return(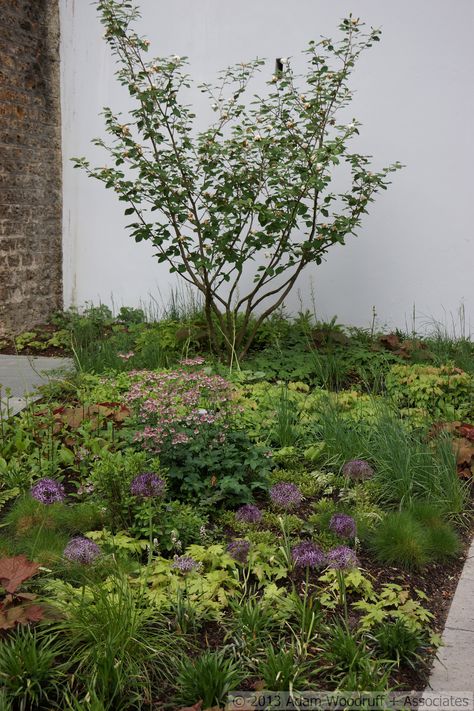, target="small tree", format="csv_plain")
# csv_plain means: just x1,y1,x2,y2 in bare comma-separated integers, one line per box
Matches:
75,1,402,361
